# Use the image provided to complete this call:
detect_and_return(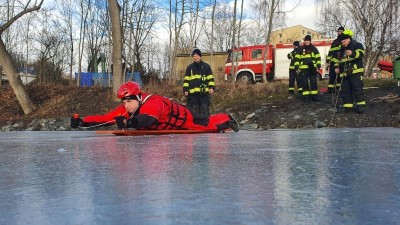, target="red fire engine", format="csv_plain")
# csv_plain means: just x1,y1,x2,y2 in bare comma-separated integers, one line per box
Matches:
225,40,333,83
224,45,275,83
